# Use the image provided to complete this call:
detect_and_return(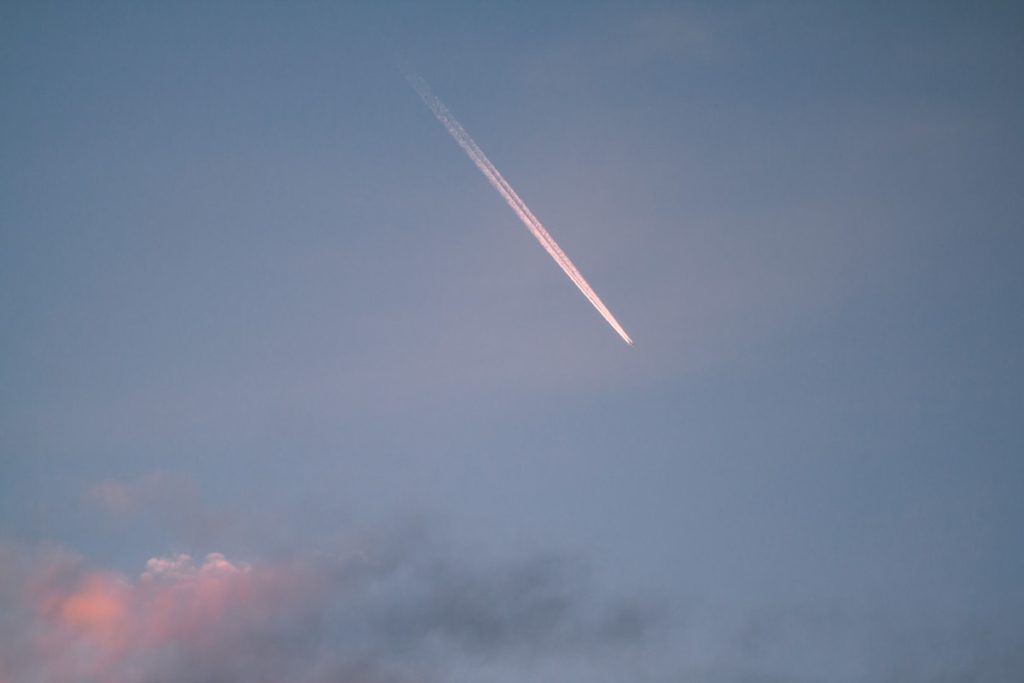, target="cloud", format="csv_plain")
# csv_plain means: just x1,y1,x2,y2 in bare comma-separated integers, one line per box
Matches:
1,547,271,682
3,534,1023,683
7,478,1021,683
83,471,222,547
85,470,200,518
0,540,658,683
